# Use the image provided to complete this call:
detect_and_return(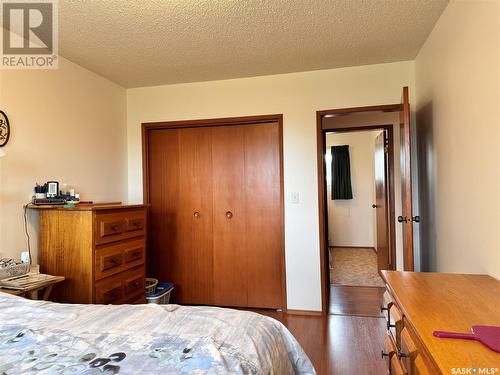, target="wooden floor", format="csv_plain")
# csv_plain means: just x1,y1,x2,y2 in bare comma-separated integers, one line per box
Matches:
257,310,387,375
329,285,385,317
250,285,388,374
